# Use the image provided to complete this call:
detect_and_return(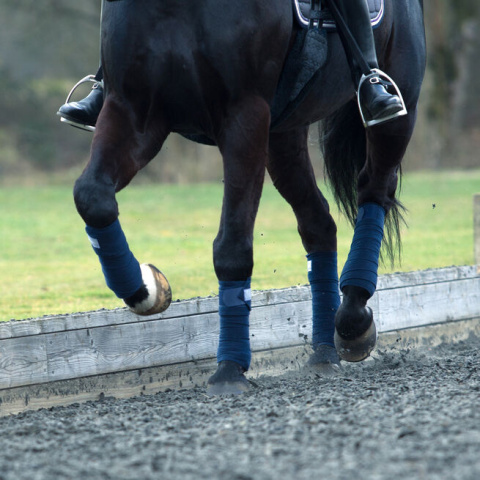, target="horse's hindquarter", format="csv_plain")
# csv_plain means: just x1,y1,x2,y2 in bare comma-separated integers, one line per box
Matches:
101,0,292,137
386,0,426,108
